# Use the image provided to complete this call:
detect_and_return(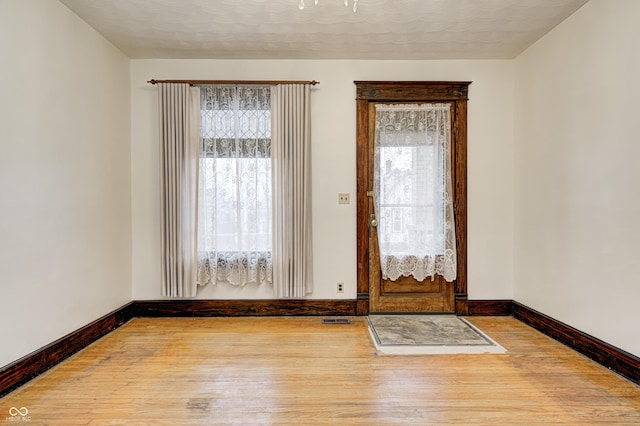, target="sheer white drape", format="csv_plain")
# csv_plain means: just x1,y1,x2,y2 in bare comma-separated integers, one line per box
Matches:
158,83,201,297
374,104,456,282
271,84,313,298
197,86,273,287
